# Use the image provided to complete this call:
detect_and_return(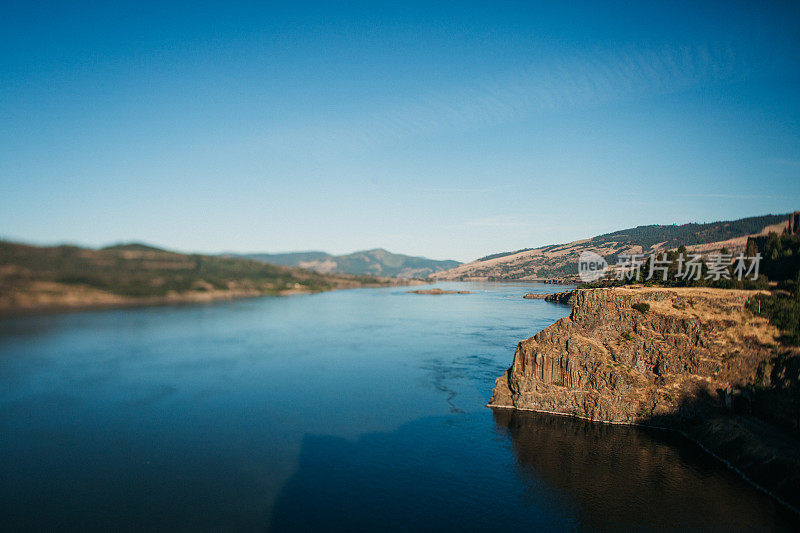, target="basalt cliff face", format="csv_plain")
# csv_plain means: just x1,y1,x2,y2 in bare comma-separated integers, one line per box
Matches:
490,287,780,423
490,286,800,512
